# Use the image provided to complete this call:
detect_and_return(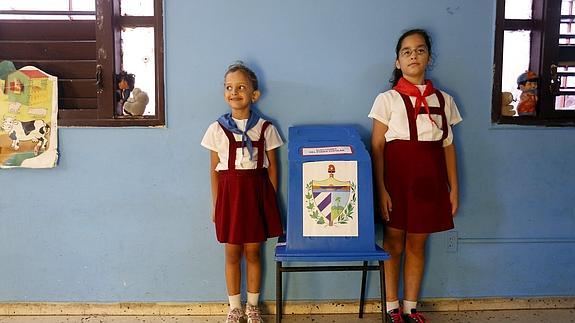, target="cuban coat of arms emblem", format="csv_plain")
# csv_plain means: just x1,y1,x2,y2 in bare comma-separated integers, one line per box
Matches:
302,161,358,236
